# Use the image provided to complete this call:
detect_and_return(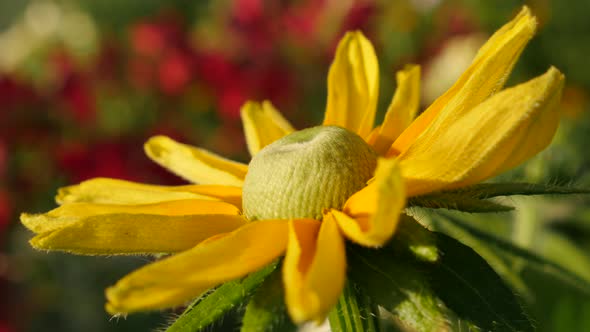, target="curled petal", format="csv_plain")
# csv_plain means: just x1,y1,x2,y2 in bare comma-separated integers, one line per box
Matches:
56,178,241,207
391,7,537,155
29,214,247,255
21,199,239,234
241,100,295,156
106,220,289,313
144,135,248,186
399,67,564,196
336,158,405,247
372,65,421,155
323,31,379,138
283,217,346,324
